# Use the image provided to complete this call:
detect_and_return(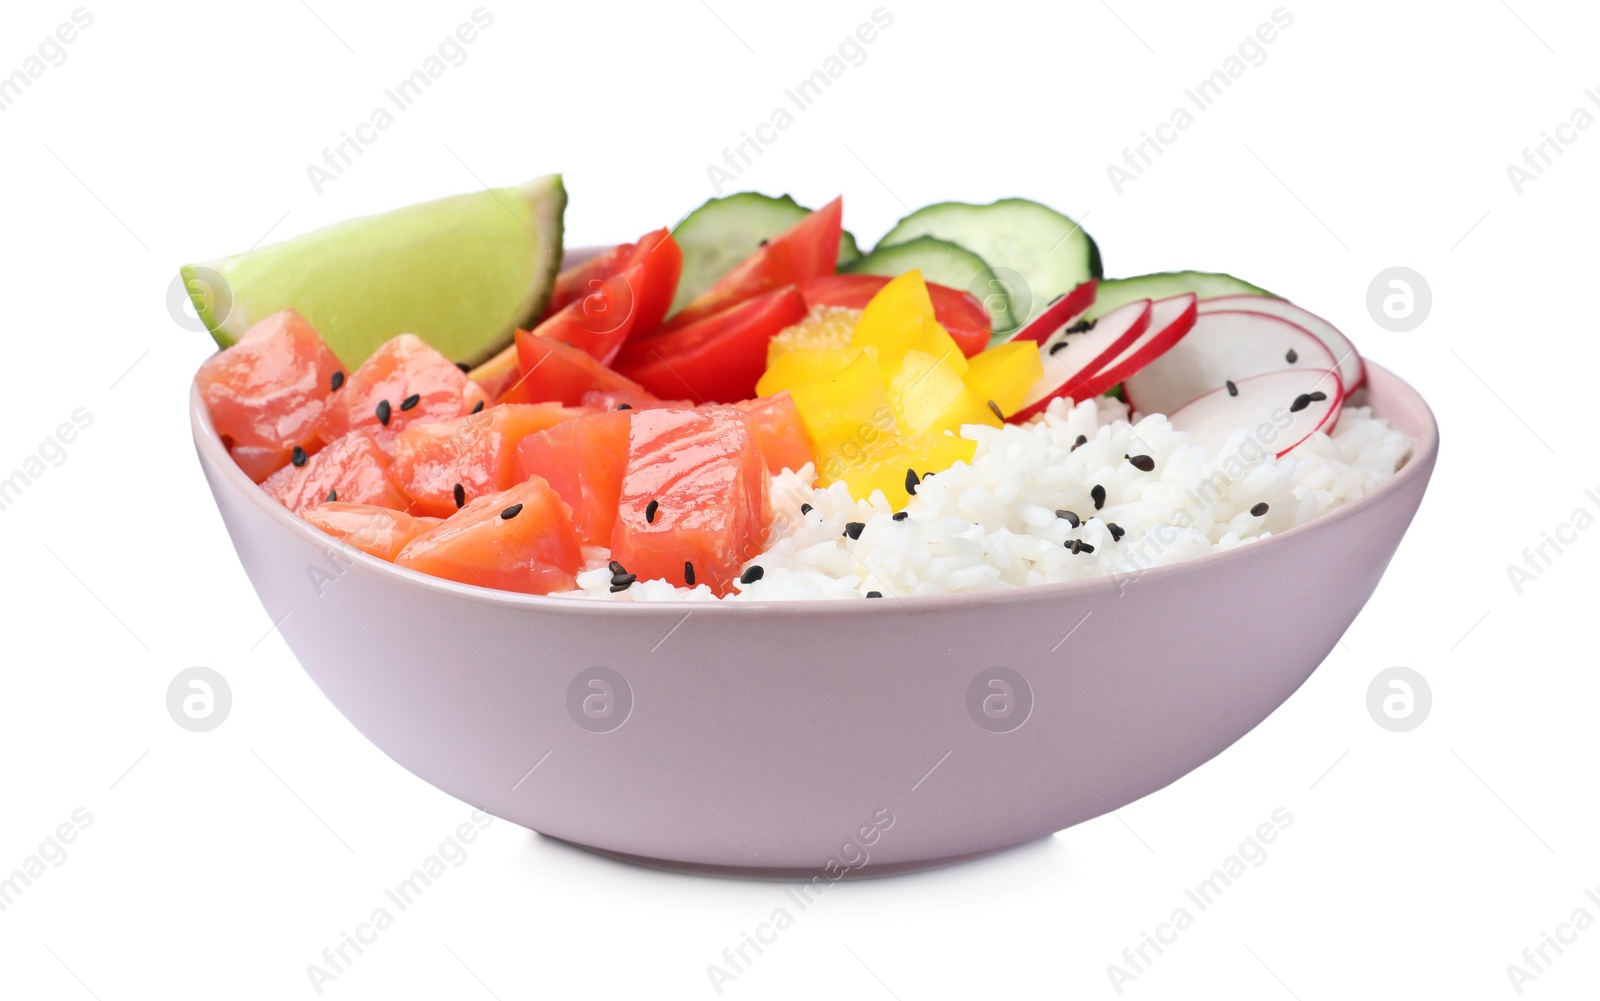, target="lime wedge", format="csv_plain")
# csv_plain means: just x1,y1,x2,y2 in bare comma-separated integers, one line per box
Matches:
182,174,566,368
